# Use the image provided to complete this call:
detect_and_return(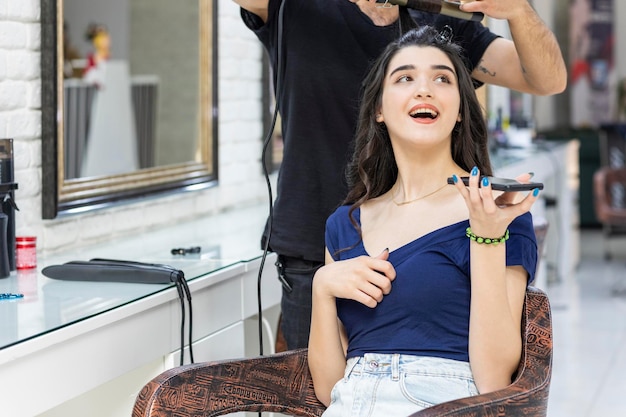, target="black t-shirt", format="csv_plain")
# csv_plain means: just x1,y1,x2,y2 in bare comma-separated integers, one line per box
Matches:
241,0,497,262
